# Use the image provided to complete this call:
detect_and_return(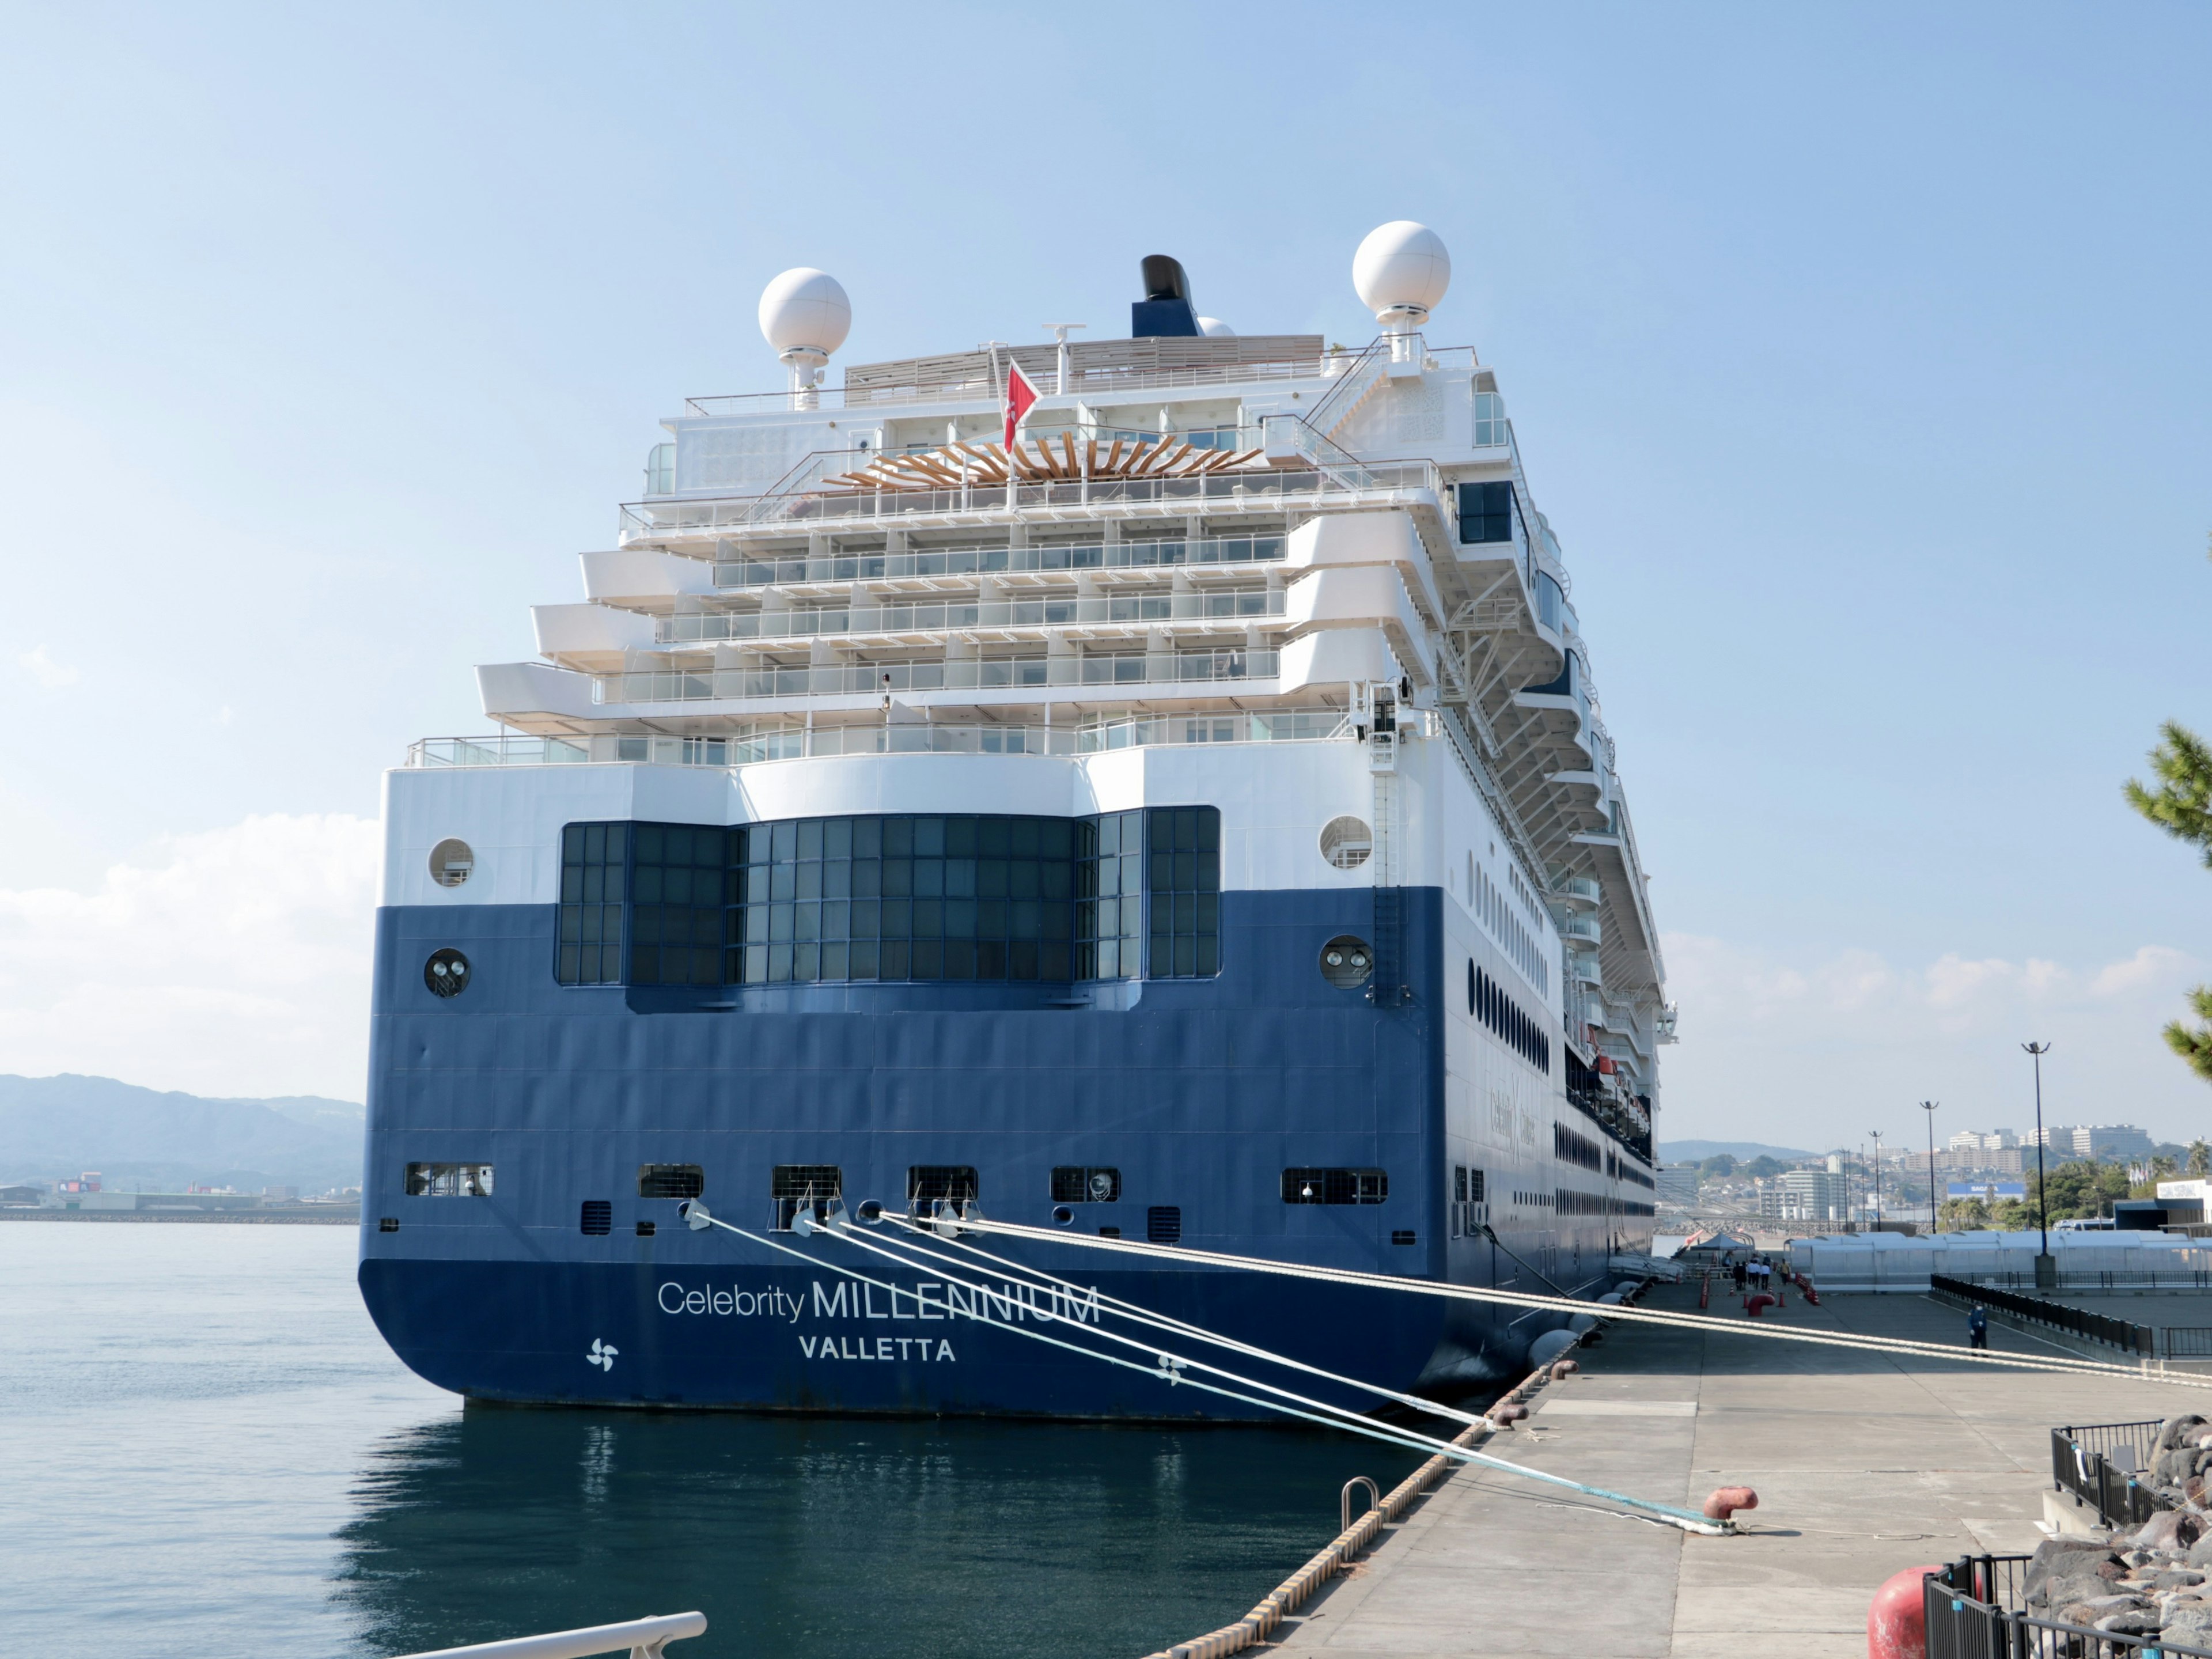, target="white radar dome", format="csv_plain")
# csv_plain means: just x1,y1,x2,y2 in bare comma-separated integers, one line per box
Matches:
757,267,852,359
1196,316,1236,338
1352,221,1451,326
